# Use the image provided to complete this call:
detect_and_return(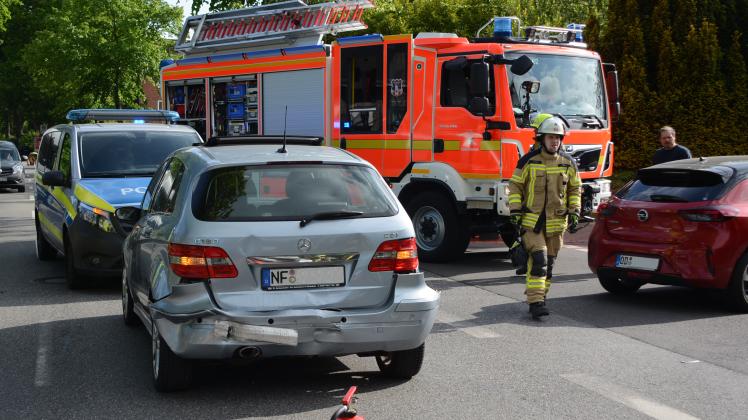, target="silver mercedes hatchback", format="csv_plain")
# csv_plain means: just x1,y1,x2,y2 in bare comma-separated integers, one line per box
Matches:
118,137,439,391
